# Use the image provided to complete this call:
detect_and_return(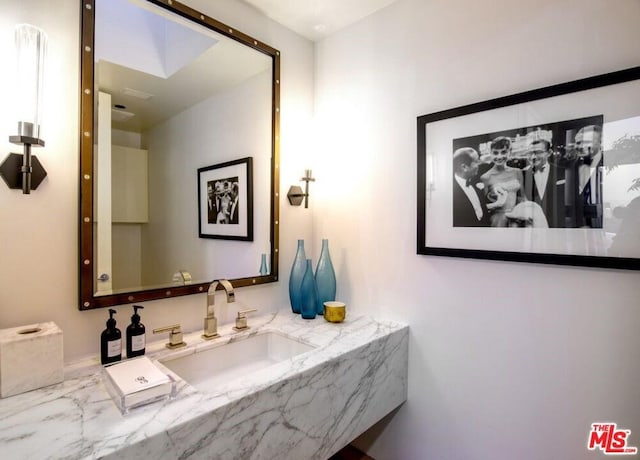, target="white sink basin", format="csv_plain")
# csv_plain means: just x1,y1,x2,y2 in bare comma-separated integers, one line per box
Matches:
159,331,315,392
